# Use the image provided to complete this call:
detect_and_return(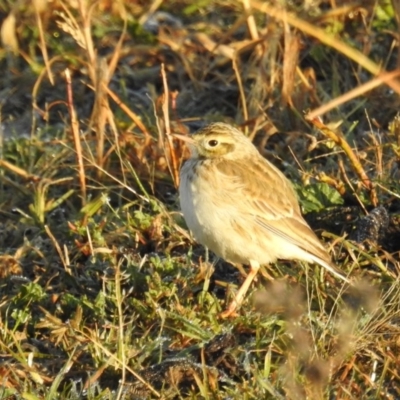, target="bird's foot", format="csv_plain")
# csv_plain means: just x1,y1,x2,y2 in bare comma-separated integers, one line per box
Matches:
219,301,240,318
